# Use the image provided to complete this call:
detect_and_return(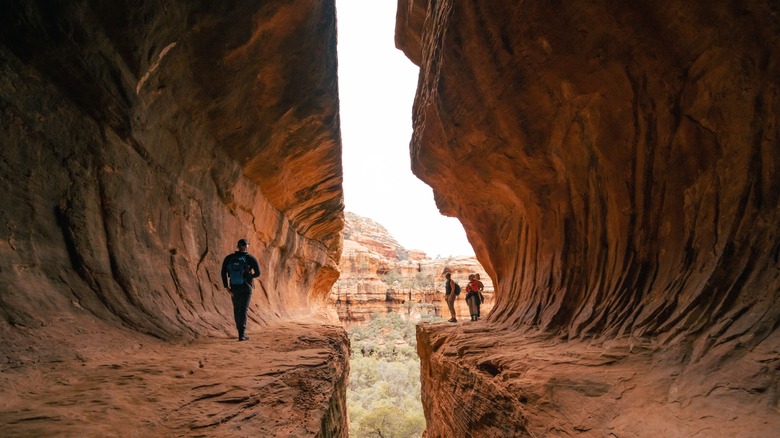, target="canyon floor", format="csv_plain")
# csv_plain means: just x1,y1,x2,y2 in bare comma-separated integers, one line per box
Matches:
0,320,348,437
